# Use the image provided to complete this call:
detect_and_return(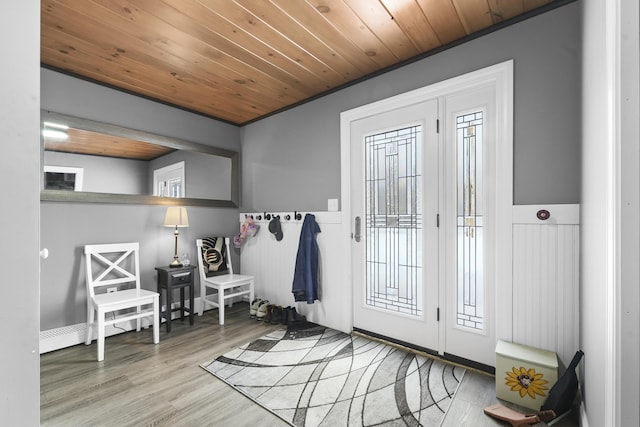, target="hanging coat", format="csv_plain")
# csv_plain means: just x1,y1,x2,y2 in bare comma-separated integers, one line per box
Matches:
292,214,321,303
